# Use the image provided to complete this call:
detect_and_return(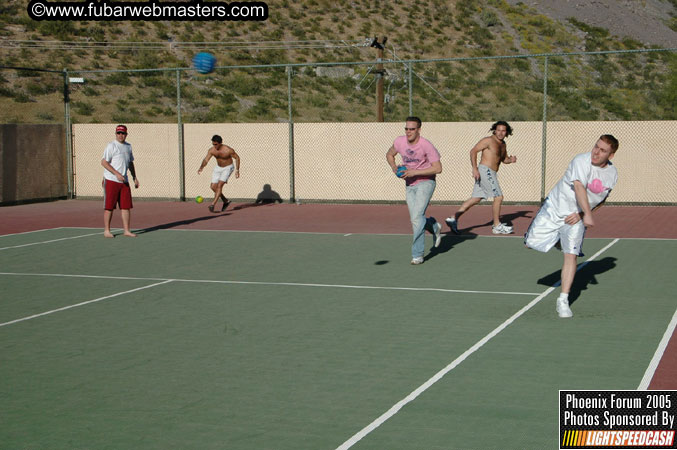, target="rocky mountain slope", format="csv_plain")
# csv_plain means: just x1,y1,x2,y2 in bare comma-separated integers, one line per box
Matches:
0,0,675,123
